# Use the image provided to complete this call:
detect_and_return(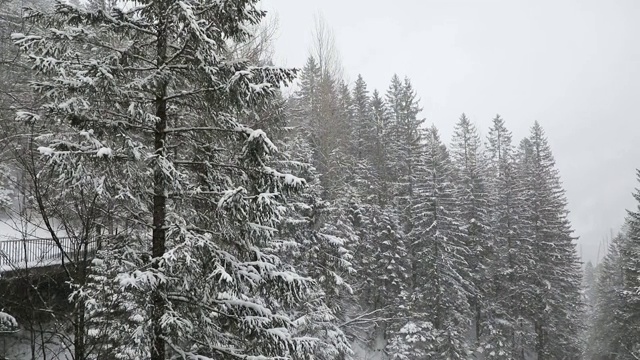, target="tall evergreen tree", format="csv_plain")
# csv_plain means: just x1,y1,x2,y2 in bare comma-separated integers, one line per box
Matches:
449,113,491,352
347,80,411,348
292,56,322,131
618,171,640,358
385,76,423,233
14,1,338,359
350,75,374,160
585,172,640,359
485,115,529,358
369,89,394,206
586,232,627,359
517,122,583,359
277,133,354,360
389,125,470,359
0,0,594,358
583,261,597,304
582,260,597,352
288,55,369,354
349,75,377,202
